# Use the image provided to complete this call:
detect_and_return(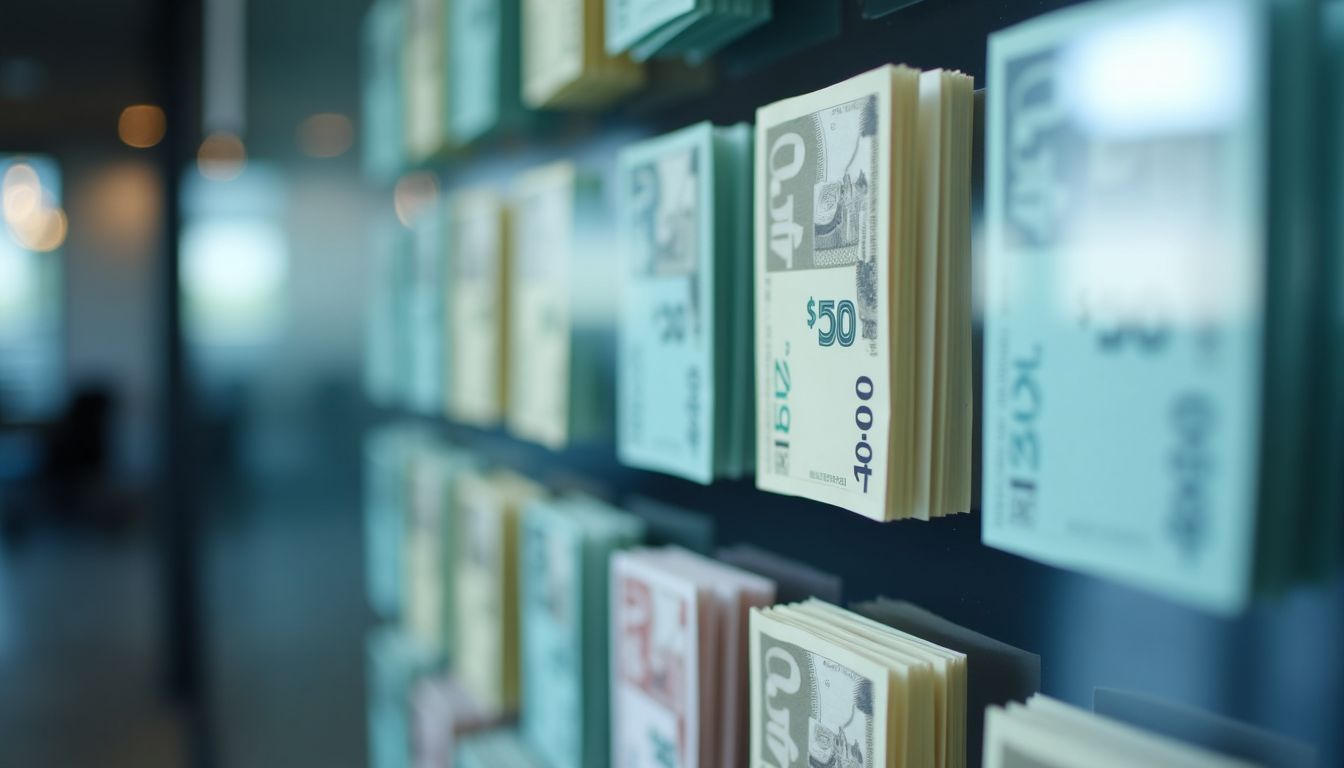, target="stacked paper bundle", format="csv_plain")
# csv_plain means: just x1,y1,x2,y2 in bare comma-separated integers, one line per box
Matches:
610,546,776,767
368,627,438,768
363,426,424,619
606,0,771,62
607,0,768,62
447,188,509,427
508,161,617,448
616,121,754,484
410,673,495,768
448,0,531,145
521,0,645,109
452,469,544,716
457,728,547,768
359,0,405,181
754,64,975,522
407,203,448,415
982,0,1339,614
520,495,646,768
984,695,1257,768
749,600,967,768
403,442,476,659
